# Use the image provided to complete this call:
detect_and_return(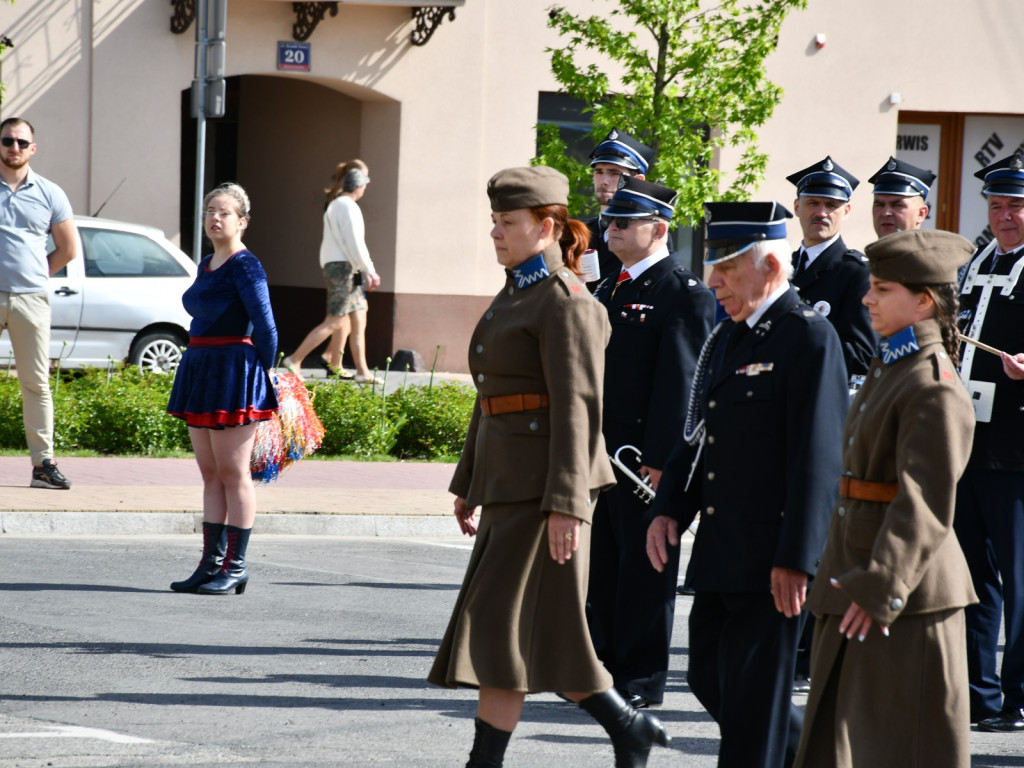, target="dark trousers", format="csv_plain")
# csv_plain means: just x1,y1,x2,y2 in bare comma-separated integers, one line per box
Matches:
953,467,1024,716
688,590,804,768
587,479,679,703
